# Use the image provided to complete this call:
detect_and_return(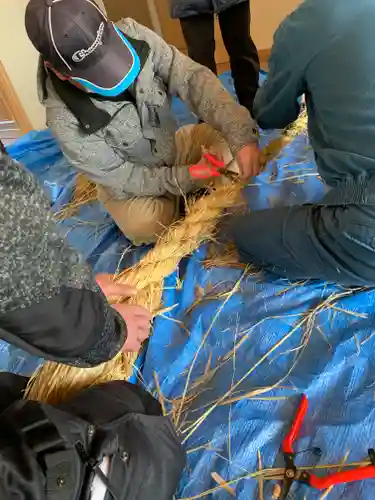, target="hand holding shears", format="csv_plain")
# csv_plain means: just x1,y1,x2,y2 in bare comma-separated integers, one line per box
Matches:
189,152,238,180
